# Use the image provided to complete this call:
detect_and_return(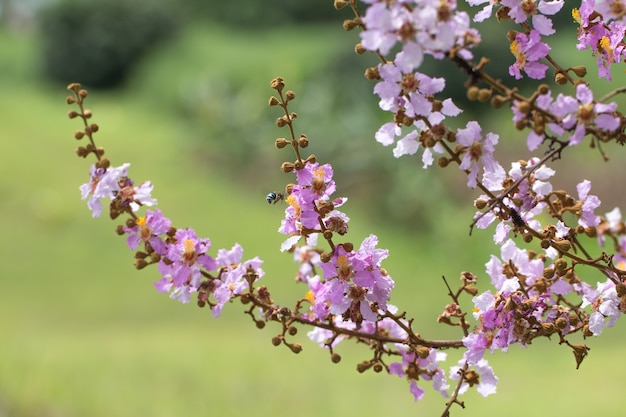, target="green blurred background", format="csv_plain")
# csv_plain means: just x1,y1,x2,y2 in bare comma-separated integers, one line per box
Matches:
2,0,626,416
